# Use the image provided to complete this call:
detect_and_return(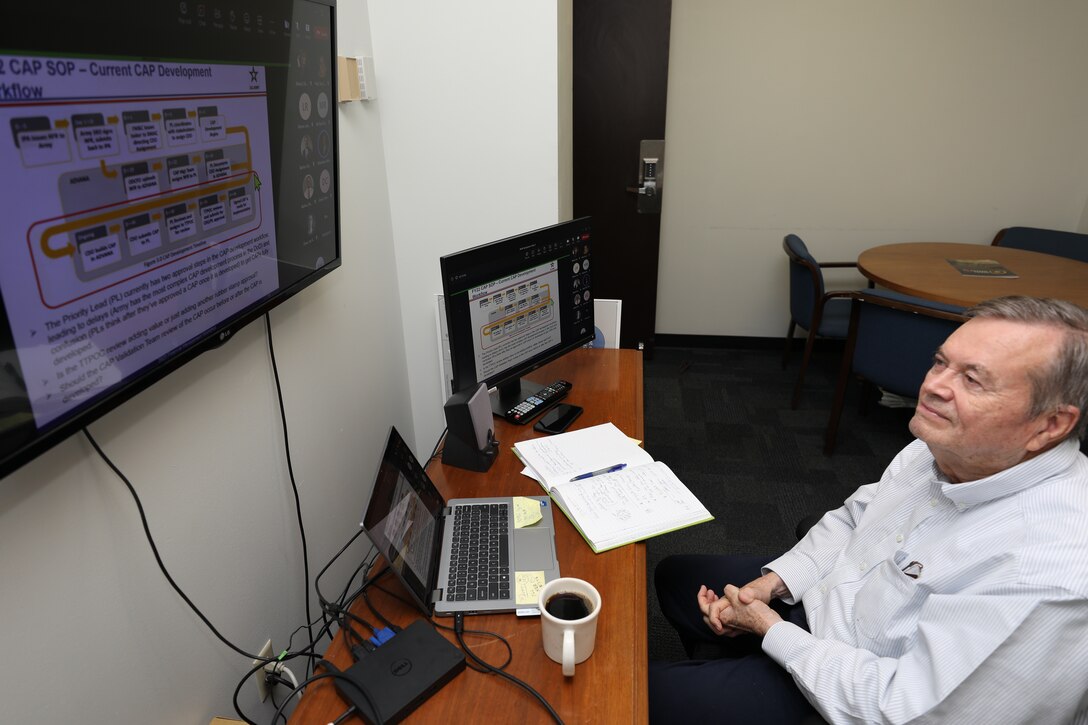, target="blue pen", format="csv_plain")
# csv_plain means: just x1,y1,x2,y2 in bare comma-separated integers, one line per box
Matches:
570,463,627,482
